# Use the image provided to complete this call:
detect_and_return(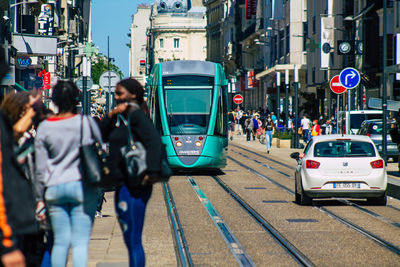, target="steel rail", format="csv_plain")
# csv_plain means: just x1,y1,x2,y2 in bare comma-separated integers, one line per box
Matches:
211,175,315,267
163,182,193,267
187,176,256,267
227,156,400,257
